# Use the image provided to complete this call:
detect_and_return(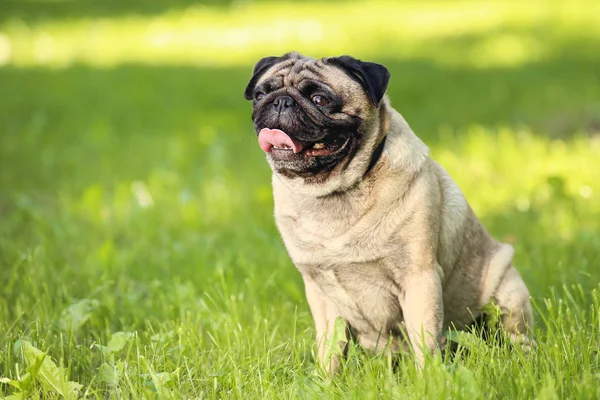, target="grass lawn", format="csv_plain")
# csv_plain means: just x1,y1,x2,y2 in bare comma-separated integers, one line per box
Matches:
1,1,600,398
